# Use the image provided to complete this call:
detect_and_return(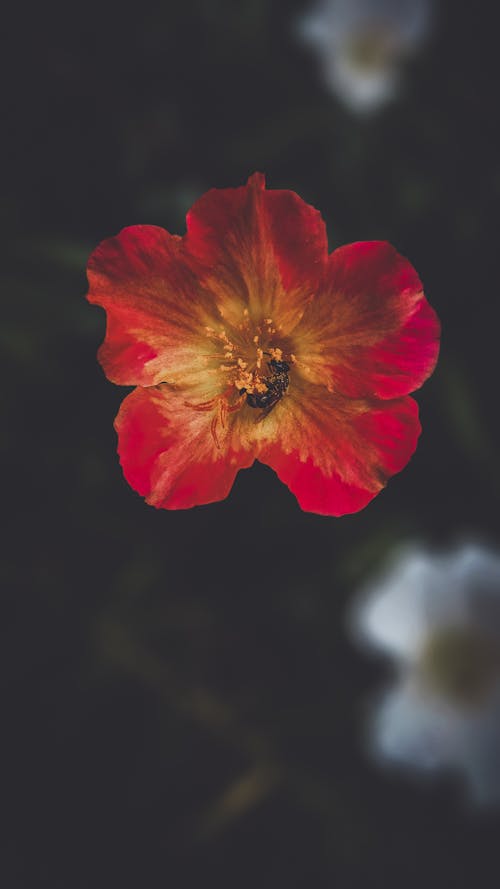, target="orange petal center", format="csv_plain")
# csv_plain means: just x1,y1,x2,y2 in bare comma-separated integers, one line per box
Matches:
202,310,295,397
